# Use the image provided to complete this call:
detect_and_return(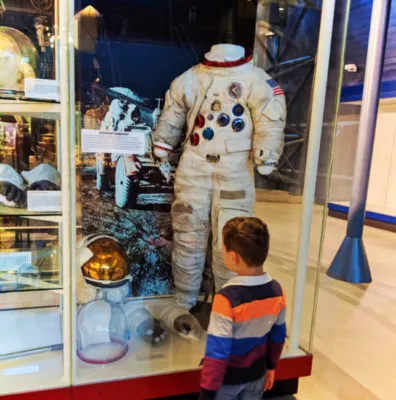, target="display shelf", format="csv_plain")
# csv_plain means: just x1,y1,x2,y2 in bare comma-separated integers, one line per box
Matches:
0,350,65,396
75,296,305,386
0,100,61,120
75,296,206,385
0,290,59,311
0,273,62,293
0,307,64,396
0,205,62,218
